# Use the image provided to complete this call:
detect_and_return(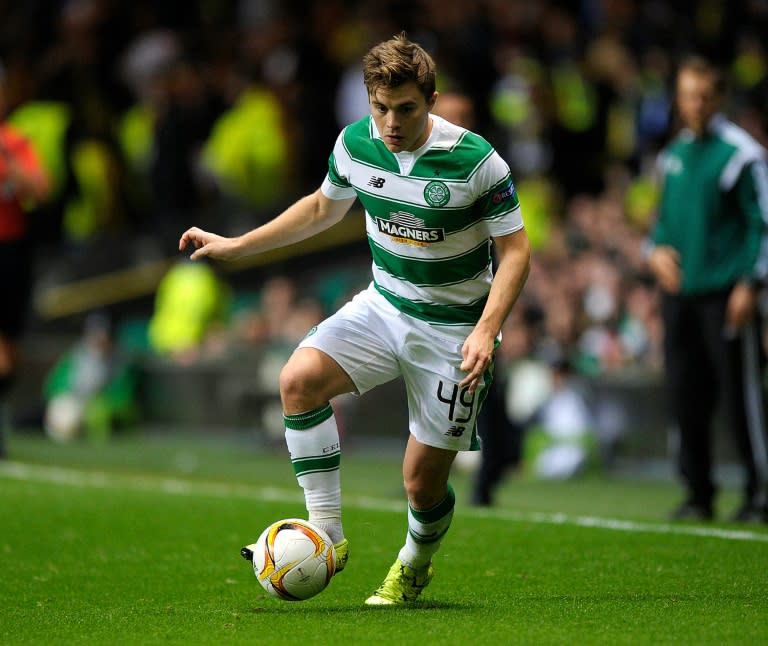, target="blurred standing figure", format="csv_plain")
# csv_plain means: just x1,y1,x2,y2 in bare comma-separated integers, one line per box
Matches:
646,57,768,523
0,67,52,457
